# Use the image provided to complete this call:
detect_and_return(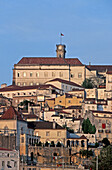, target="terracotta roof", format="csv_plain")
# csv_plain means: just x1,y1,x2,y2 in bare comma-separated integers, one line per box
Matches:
57,110,71,115
106,71,112,74
16,57,83,66
66,106,82,109
46,78,82,88
65,58,83,66
80,135,87,139
91,110,112,114
0,147,12,151
0,106,23,120
87,65,112,72
28,121,64,129
71,88,84,91
0,84,60,92
23,114,40,119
